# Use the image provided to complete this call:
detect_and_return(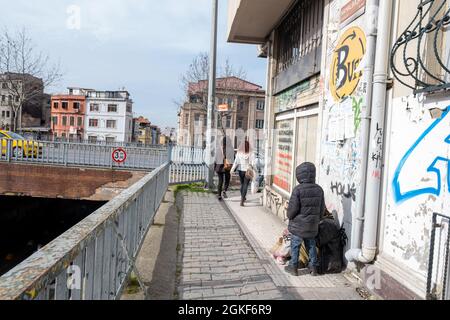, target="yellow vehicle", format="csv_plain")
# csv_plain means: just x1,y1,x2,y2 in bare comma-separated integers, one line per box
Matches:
0,130,43,158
